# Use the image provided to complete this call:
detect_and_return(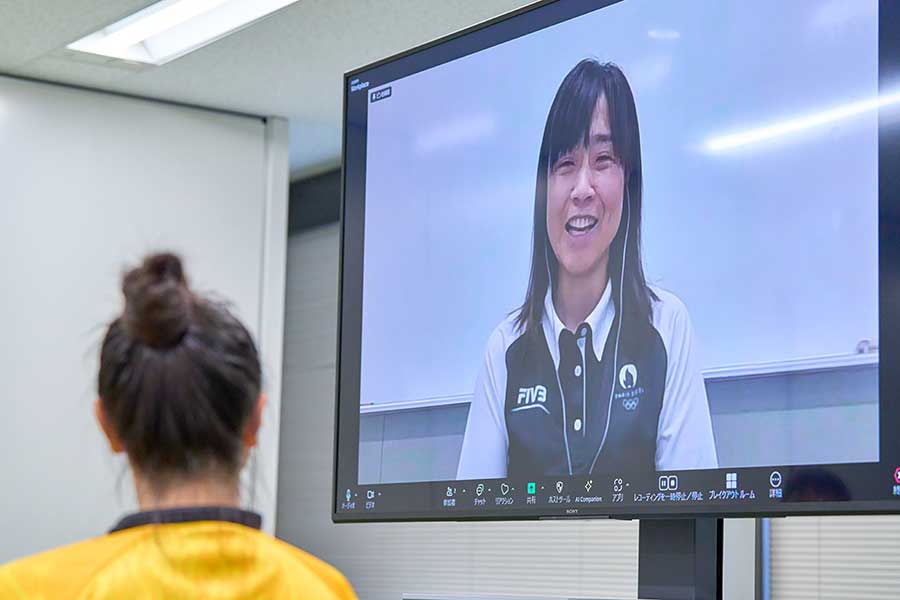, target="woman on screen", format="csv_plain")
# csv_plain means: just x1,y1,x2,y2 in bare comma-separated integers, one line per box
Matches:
457,60,718,480
0,253,356,599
